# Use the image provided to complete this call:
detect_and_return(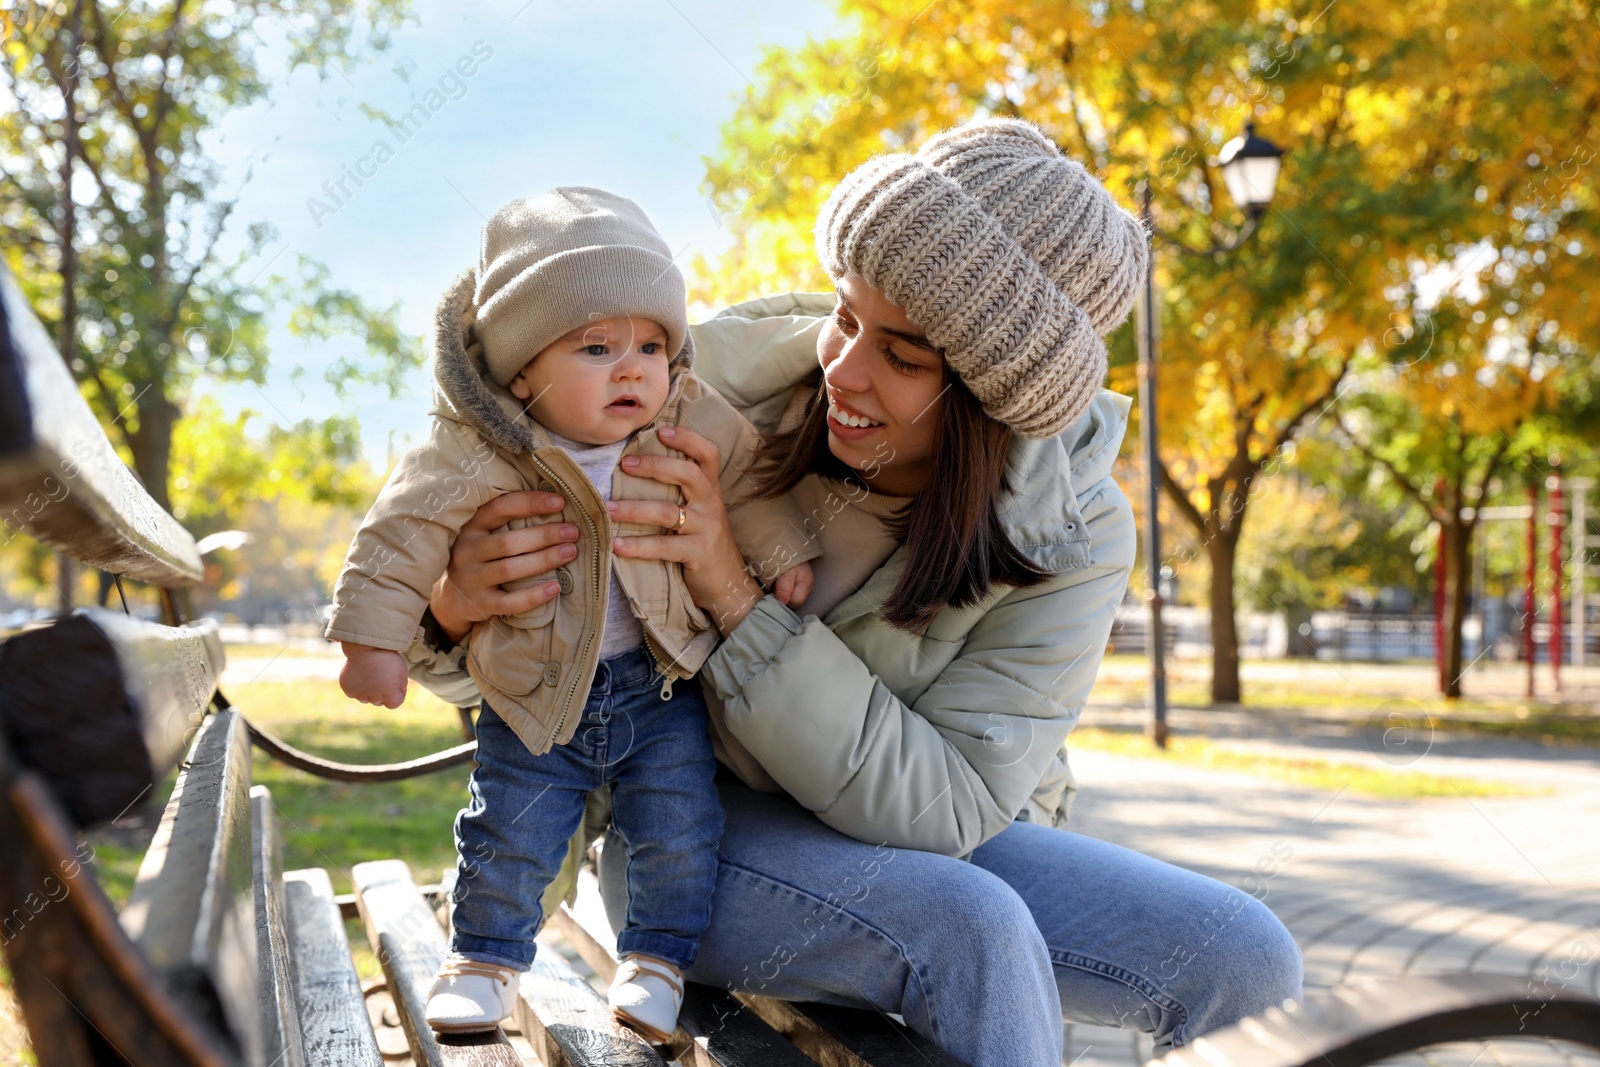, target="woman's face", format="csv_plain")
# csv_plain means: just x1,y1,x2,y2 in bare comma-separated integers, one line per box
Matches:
816,273,947,496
